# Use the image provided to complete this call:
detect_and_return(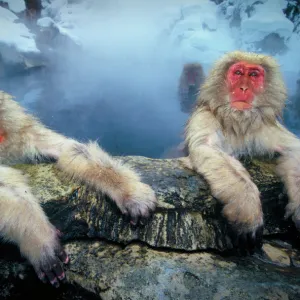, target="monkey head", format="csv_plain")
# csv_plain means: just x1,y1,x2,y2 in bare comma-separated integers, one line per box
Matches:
182,63,204,88
197,51,287,120
226,61,265,111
